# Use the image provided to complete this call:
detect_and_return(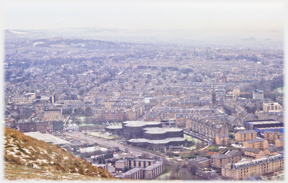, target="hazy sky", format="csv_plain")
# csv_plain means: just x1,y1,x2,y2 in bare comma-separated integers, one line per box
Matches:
4,1,284,32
